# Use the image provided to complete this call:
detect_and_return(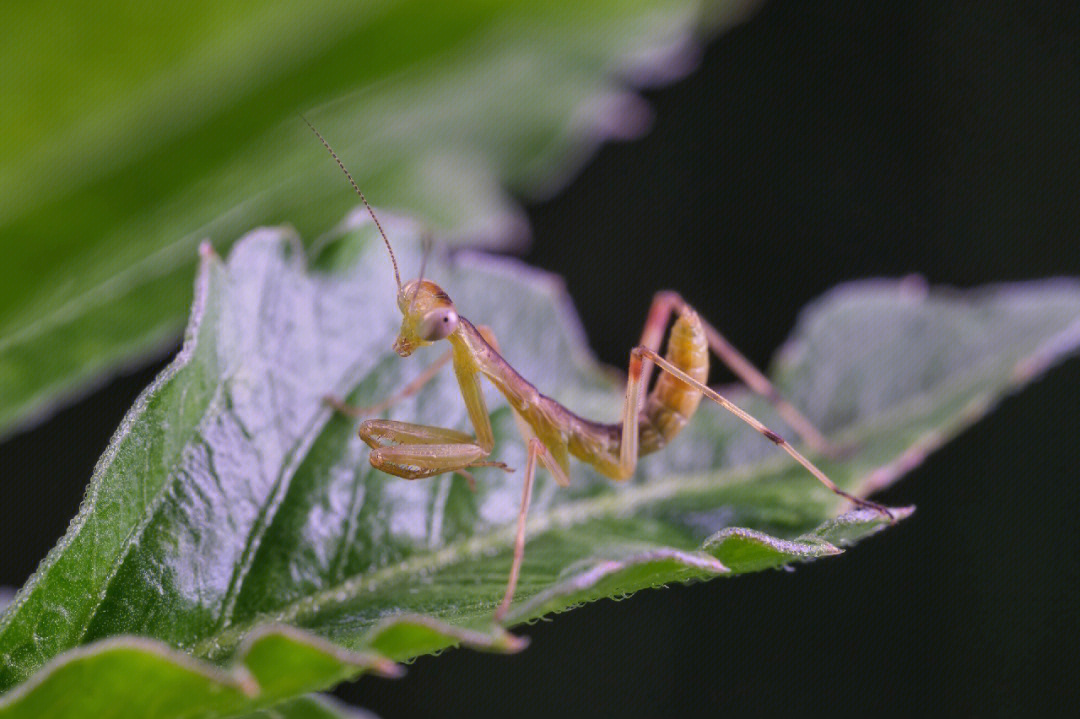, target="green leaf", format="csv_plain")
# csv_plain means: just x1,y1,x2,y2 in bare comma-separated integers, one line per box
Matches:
0,620,492,718
0,0,761,438
2,216,1078,716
